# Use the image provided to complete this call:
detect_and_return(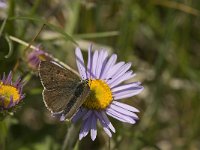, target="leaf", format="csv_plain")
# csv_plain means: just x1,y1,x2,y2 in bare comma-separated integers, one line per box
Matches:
74,31,119,39
0,18,7,37
4,34,13,58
